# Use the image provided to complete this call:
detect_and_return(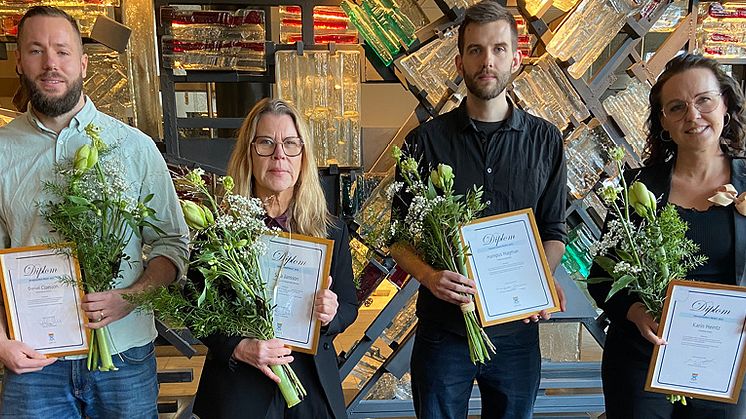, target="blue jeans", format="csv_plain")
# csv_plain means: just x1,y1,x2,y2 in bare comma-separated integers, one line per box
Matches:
0,342,158,419
411,321,540,419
